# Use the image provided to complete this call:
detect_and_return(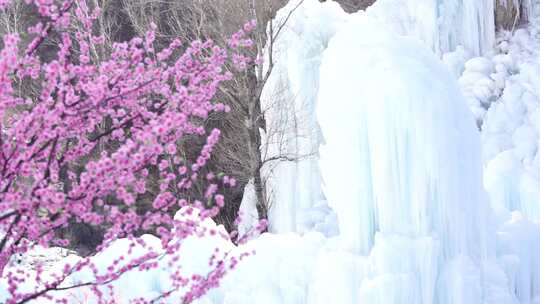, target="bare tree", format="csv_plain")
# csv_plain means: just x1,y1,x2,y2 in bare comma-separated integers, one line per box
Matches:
120,0,311,230
0,1,25,36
